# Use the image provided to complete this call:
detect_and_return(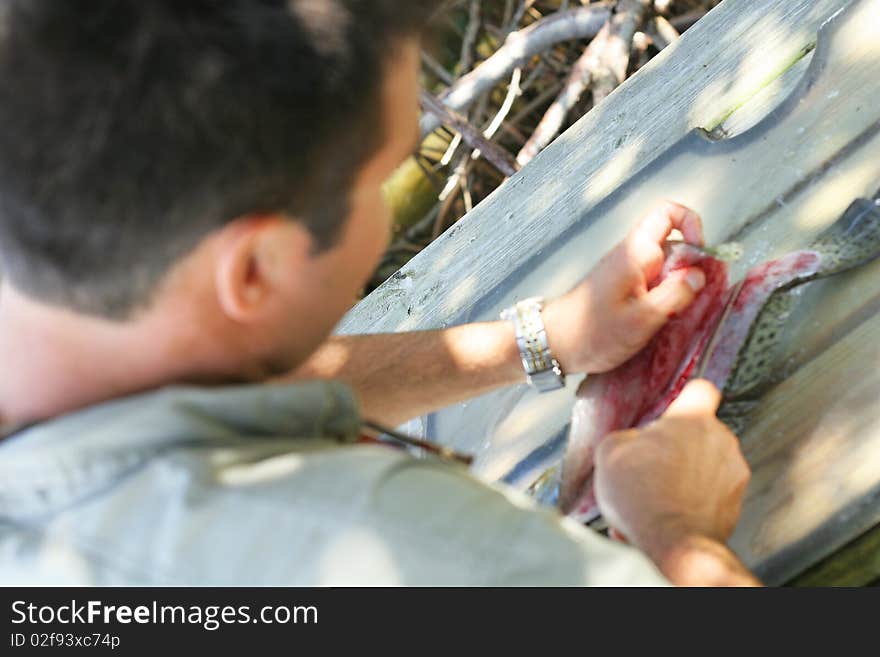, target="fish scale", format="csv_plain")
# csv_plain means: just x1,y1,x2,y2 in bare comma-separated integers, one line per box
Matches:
723,290,797,401
721,196,880,417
